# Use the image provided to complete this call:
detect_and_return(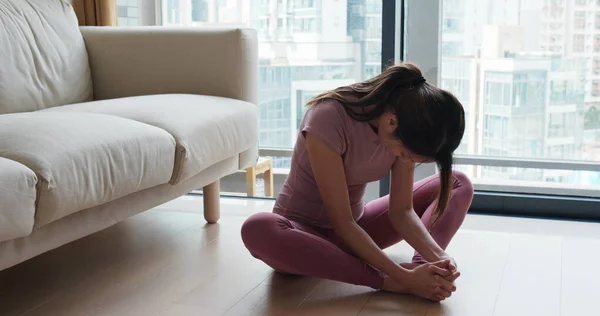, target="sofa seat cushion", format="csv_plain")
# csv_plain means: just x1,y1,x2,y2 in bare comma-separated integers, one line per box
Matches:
44,94,259,184
0,158,37,242
0,112,176,228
